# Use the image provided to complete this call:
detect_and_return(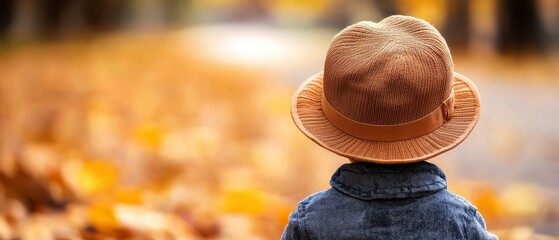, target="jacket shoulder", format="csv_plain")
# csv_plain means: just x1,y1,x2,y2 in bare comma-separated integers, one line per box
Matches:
436,191,497,239
441,190,479,216
299,189,331,205
281,190,333,240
